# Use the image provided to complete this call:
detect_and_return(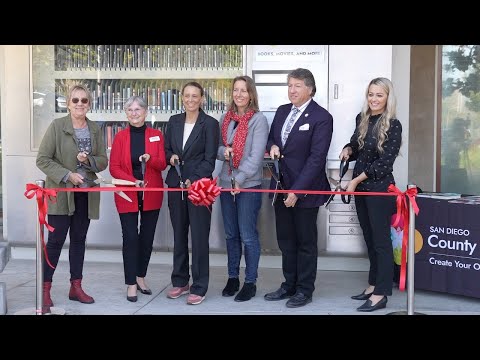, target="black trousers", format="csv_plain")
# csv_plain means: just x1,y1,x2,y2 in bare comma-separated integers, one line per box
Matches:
44,192,90,282
168,190,211,297
119,207,160,285
355,194,396,296
274,200,319,297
